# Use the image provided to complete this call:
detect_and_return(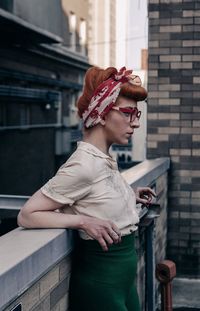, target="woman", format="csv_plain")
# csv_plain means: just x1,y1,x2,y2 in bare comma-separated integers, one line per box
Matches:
18,66,156,311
